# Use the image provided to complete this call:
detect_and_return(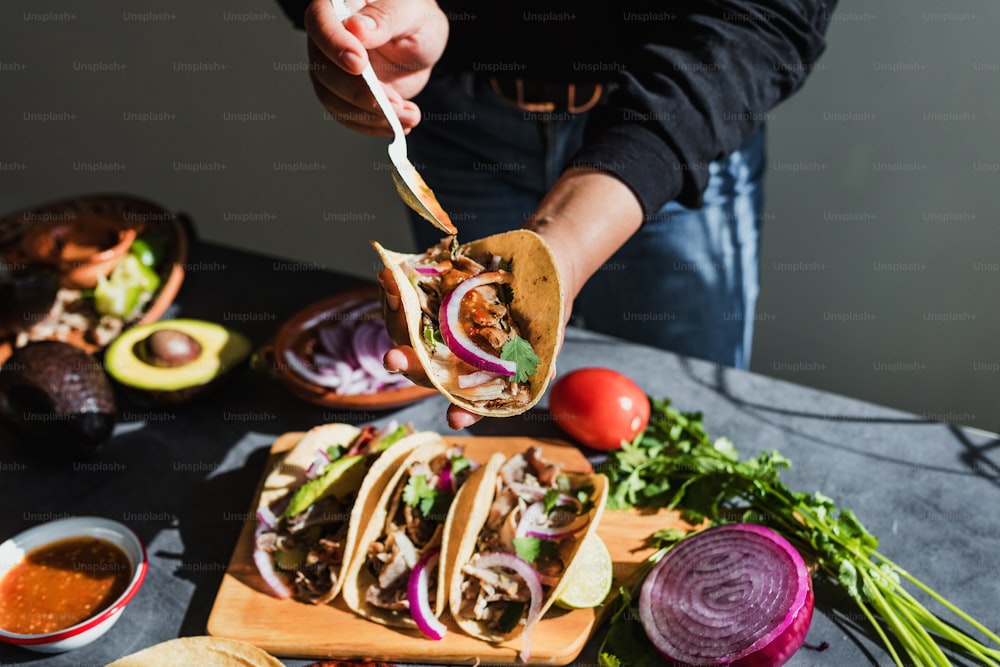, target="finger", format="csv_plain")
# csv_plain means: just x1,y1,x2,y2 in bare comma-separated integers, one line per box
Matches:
376,268,411,342
348,0,434,51
383,346,431,387
303,0,368,75
307,43,392,135
447,405,483,430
